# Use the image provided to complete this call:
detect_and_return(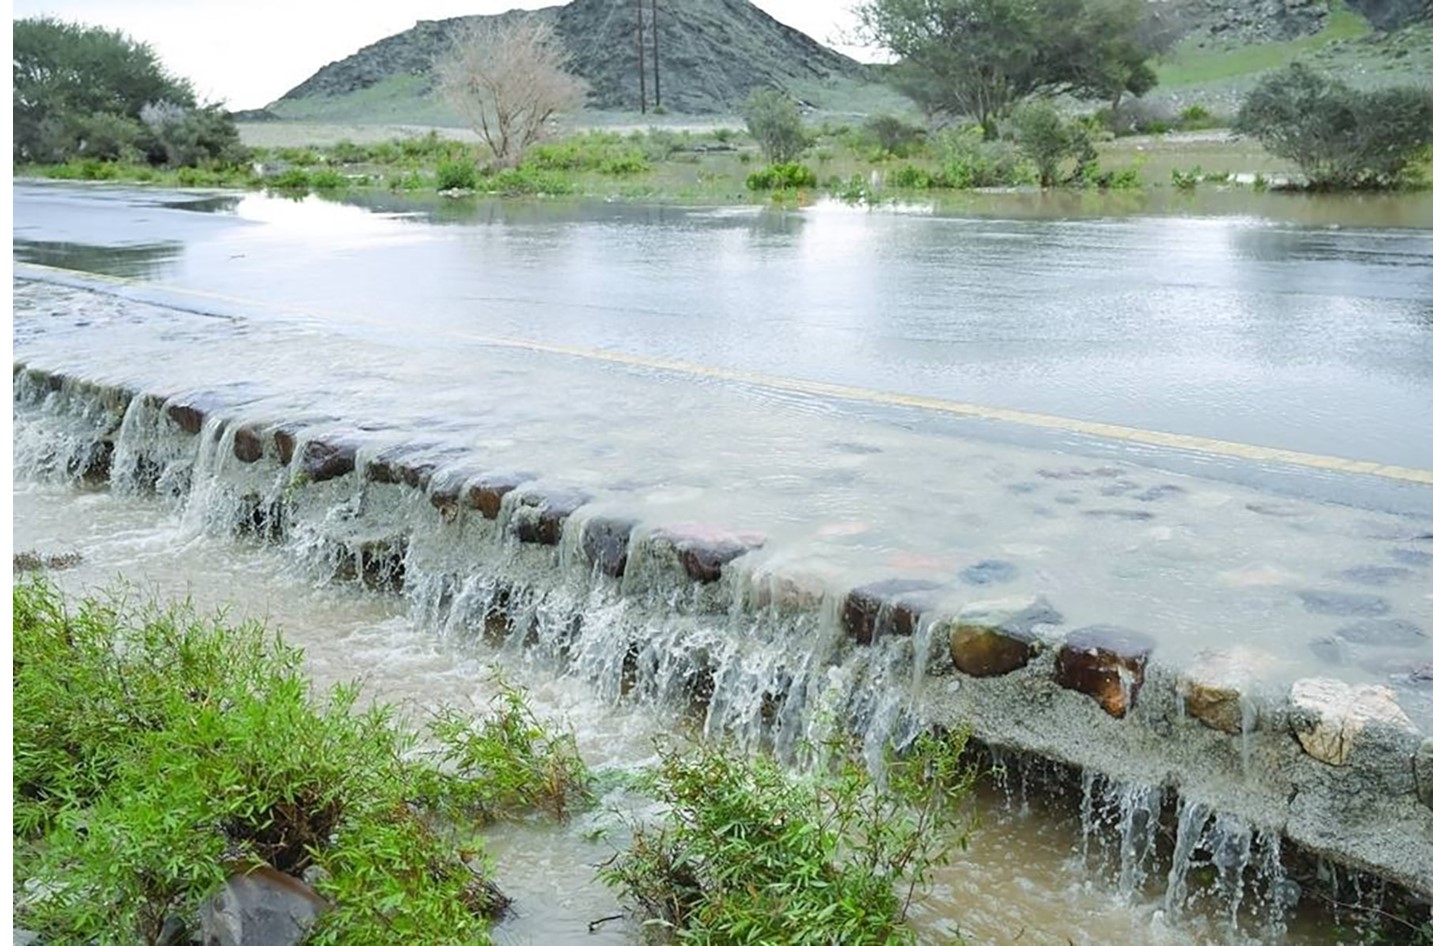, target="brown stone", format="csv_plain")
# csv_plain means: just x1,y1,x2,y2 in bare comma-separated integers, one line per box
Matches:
300,438,357,483
948,623,1037,677
653,524,767,584
1178,648,1265,734
332,537,406,593
69,439,114,486
166,402,206,434
366,458,436,489
1054,625,1155,719
842,579,942,645
274,429,297,465
233,426,264,463
581,516,638,578
466,472,533,520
